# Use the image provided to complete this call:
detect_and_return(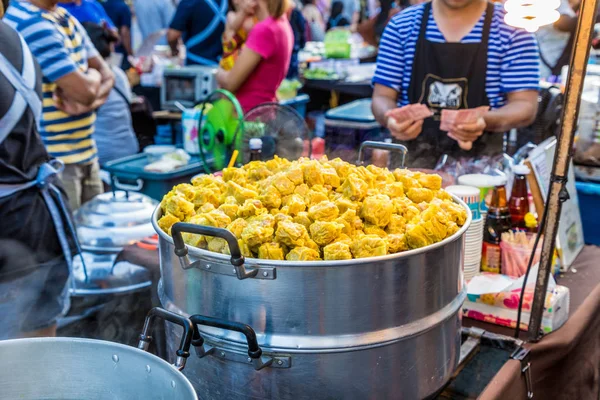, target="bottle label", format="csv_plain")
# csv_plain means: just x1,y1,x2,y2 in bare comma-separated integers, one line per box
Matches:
481,242,501,273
